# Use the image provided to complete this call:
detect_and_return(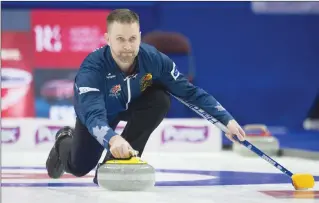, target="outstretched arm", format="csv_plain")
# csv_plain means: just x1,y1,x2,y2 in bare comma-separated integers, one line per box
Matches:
156,52,246,141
